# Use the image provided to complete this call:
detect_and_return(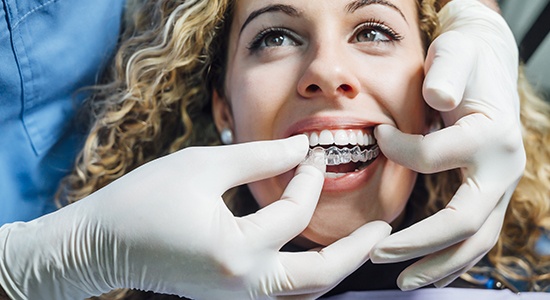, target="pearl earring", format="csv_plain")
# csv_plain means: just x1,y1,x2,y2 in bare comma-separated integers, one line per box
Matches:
220,128,234,145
